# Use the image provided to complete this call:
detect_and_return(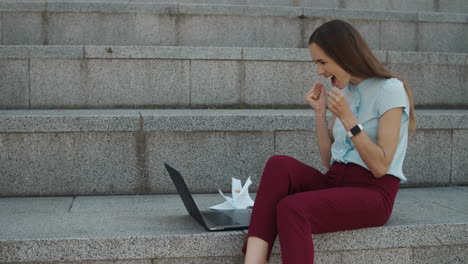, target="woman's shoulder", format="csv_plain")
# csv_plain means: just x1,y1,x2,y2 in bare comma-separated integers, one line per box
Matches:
369,77,405,97
374,77,410,116
370,77,403,88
